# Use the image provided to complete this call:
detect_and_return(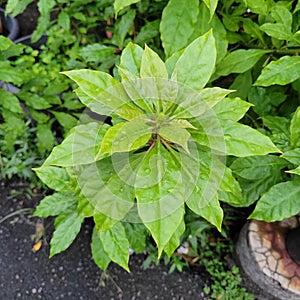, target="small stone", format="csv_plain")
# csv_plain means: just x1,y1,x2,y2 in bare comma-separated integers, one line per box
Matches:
248,221,259,232
267,255,278,272
262,266,273,277
289,276,300,294
257,259,267,270
273,273,290,290
279,217,298,229
254,252,266,262
32,288,37,294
